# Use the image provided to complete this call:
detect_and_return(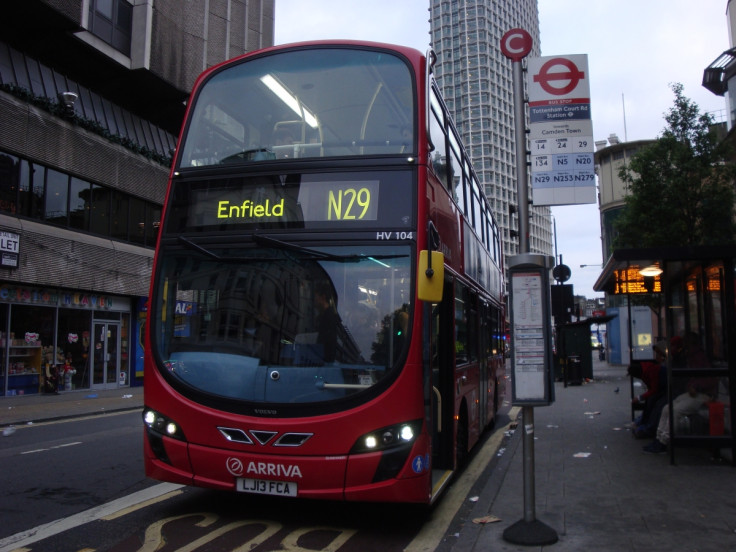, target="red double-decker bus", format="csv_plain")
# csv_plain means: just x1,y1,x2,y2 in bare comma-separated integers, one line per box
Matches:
143,41,506,504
